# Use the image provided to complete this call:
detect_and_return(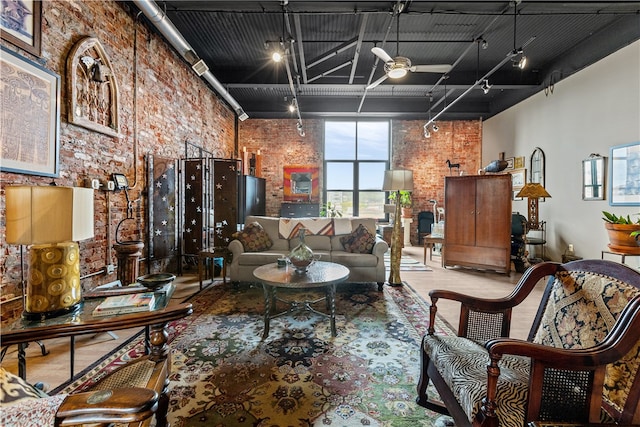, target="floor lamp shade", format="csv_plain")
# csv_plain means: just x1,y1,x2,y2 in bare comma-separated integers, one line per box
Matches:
382,170,413,286
5,186,94,319
382,170,414,192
